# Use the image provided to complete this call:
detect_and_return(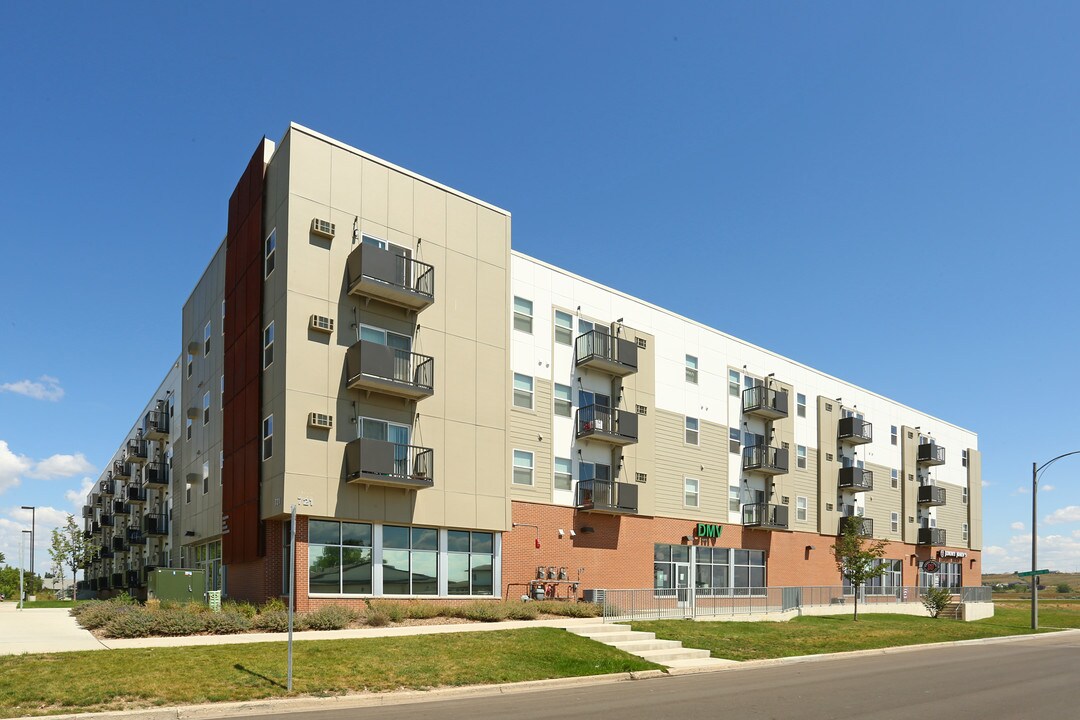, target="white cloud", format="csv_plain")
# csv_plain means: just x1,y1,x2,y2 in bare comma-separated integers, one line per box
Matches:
0,441,32,494
984,546,1007,557
983,531,1080,573
1012,487,1029,495
1044,506,1080,526
65,477,96,510
1042,484,1055,493
0,375,64,402
27,453,95,480
0,506,76,577
1010,522,1025,531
